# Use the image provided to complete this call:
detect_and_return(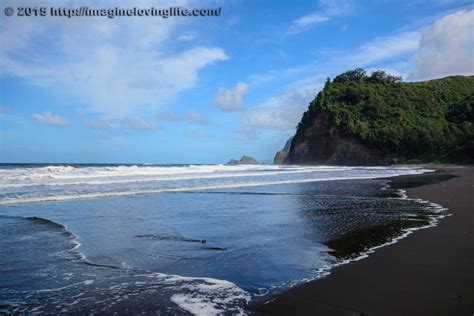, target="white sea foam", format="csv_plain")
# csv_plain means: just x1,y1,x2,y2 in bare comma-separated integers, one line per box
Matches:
164,276,250,315
1,164,445,315
262,183,449,300
0,176,410,205
12,213,251,315
0,169,322,189
0,164,417,182
170,294,221,316
0,164,432,205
